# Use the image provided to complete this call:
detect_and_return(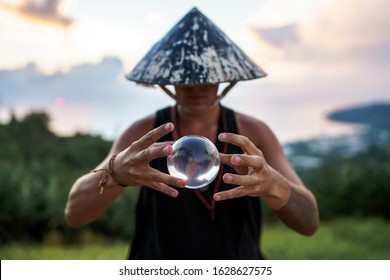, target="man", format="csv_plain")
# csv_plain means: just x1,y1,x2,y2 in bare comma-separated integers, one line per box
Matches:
65,7,319,259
